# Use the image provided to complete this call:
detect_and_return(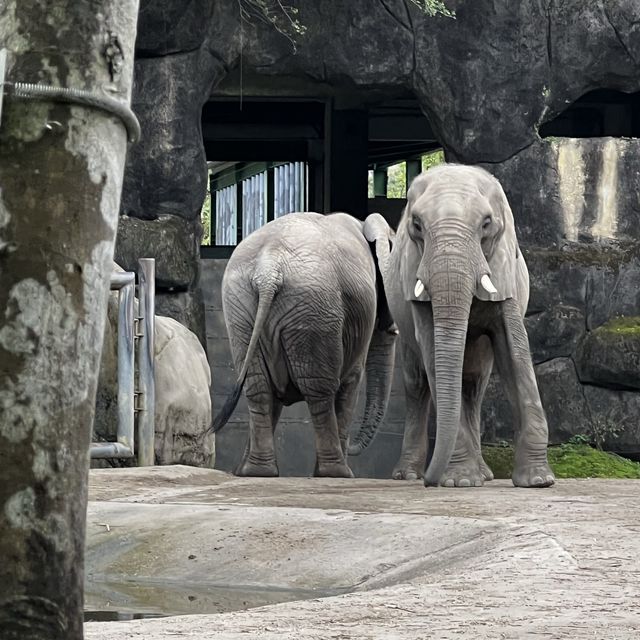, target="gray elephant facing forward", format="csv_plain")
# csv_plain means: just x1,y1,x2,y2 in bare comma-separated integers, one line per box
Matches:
212,212,397,477
351,164,555,488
